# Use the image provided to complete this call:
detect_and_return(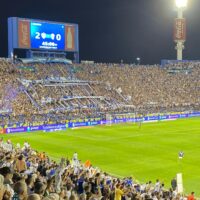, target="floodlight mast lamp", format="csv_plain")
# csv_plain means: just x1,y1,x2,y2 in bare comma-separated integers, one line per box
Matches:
174,0,187,60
